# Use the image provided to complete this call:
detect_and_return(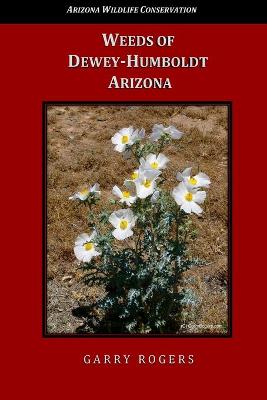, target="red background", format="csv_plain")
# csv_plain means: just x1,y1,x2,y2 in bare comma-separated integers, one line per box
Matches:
1,24,266,398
